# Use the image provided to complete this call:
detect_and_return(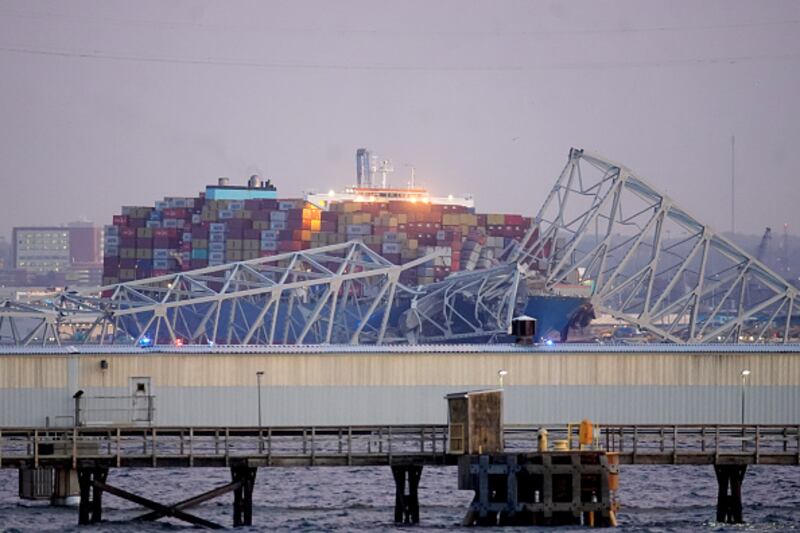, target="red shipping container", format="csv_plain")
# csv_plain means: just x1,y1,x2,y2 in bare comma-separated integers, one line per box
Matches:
154,228,178,238
113,215,129,226
191,259,209,269
192,226,209,238
505,214,523,225
226,219,250,230
153,237,177,248
120,227,136,238
252,210,271,221
128,217,146,228
278,240,303,252
225,227,243,239
163,208,187,218
243,229,260,240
